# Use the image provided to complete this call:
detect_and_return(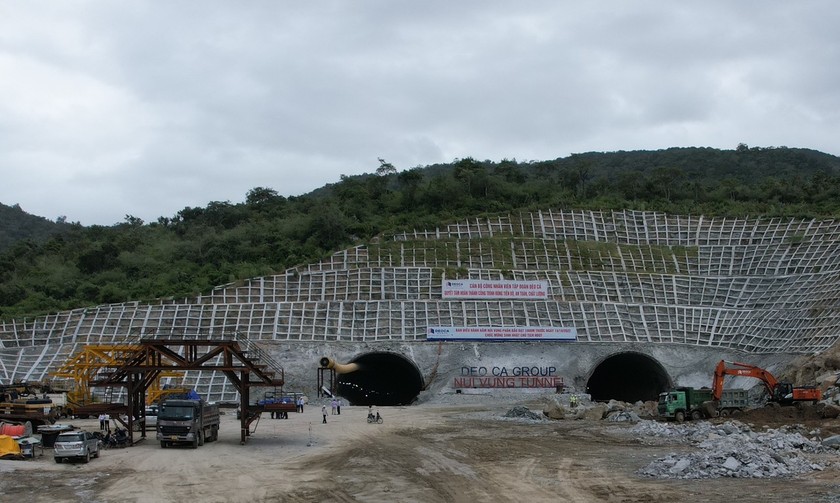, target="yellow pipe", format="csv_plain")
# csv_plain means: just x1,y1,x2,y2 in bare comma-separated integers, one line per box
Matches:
319,357,360,374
